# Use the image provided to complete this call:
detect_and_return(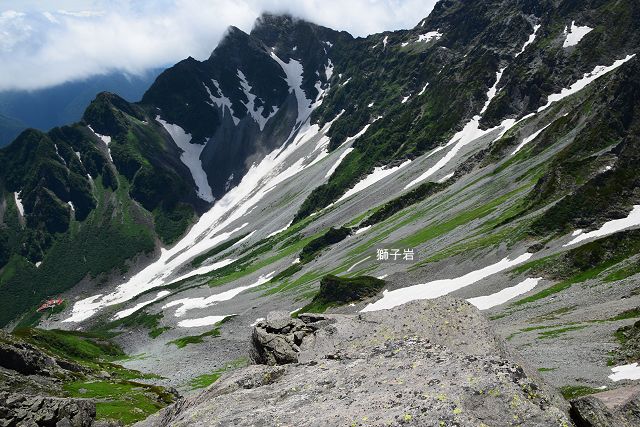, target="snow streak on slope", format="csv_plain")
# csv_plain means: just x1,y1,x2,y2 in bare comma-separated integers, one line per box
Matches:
115,291,171,320
163,272,274,318
511,122,553,155
325,147,354,178
65,65,329,323
538,55,636,112
564,205,640,247
237,70,278,131
13,192,24,217
270,52,308,126
563,21,593,48
178,315,232,328
338,160,412,203
88,125,113,161
405,68,506,189
361,253,533,312
516,24,540,57
157,117,214,203
467,278,541,310
204,80,240,125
